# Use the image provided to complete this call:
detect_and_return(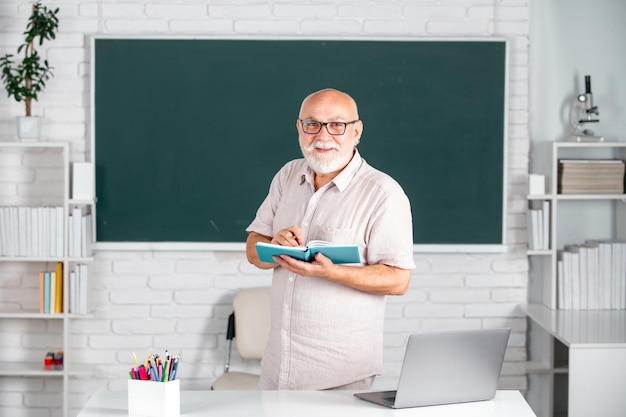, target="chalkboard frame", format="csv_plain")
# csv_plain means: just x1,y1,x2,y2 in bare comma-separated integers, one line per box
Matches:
91,36,508,253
